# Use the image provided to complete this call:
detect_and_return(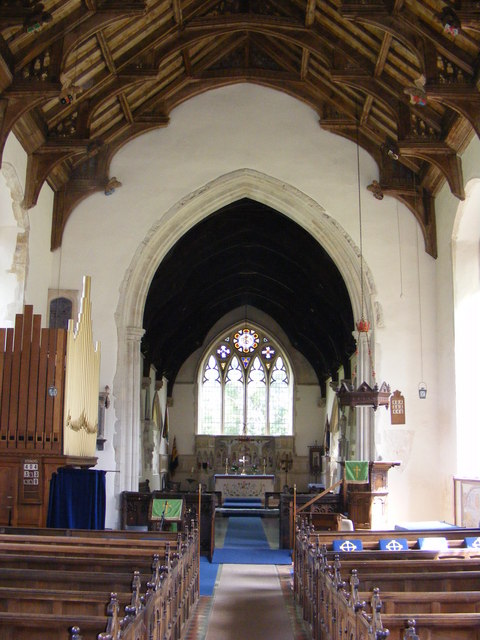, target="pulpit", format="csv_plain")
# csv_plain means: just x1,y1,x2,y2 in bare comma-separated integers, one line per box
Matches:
345,461,400,529
214,474,275,505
